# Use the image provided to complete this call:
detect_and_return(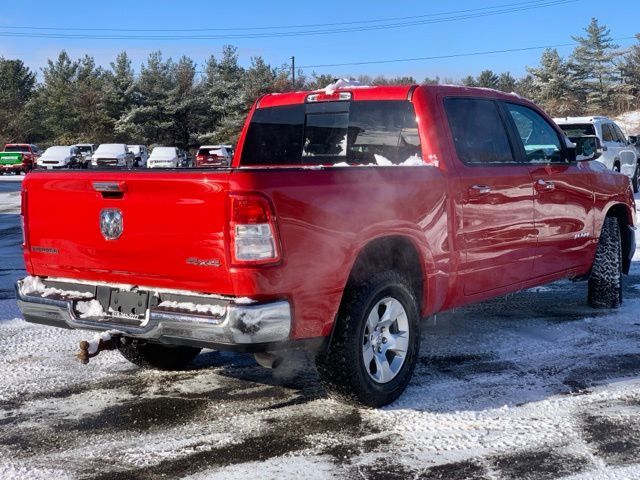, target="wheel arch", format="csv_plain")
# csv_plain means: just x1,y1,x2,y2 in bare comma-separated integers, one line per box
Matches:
605,203,635,274
345,235,430,314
